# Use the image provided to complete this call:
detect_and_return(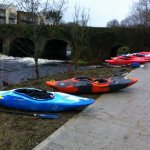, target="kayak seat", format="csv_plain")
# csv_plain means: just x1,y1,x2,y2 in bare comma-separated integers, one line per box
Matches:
15,89,54,100
93,78,107,83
